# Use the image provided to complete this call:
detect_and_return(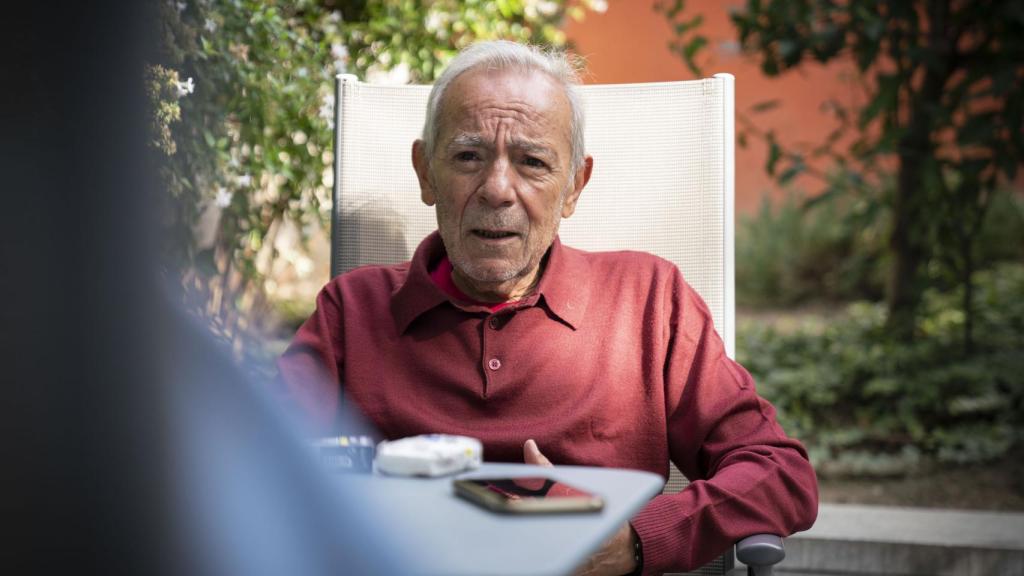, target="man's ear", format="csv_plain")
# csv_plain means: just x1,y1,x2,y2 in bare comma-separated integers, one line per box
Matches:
561,155,593,218
412,140,435,206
